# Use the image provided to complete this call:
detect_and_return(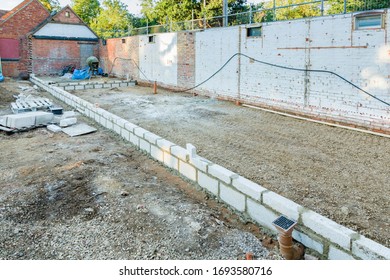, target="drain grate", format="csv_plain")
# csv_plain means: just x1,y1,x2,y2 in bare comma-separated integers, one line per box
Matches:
272,215,297,232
